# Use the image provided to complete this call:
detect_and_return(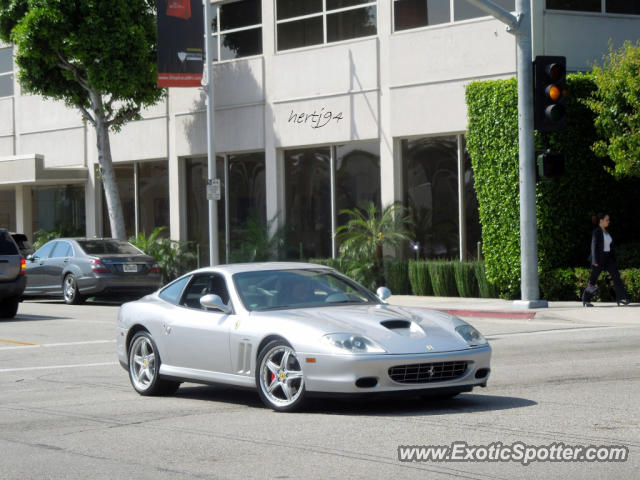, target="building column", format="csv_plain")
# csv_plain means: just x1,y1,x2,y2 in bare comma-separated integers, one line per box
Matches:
378,2,401,209
85,163,98,237
15,185,32,240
